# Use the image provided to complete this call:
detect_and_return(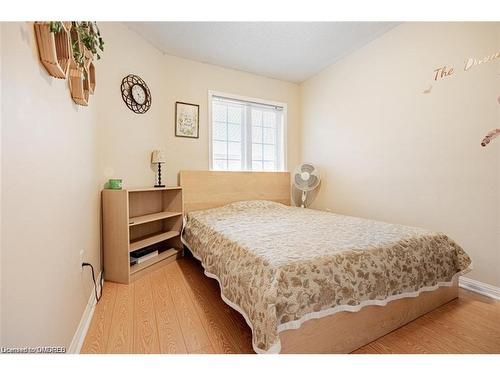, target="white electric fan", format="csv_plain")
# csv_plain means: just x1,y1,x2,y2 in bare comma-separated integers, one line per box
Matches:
293,163,320,208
